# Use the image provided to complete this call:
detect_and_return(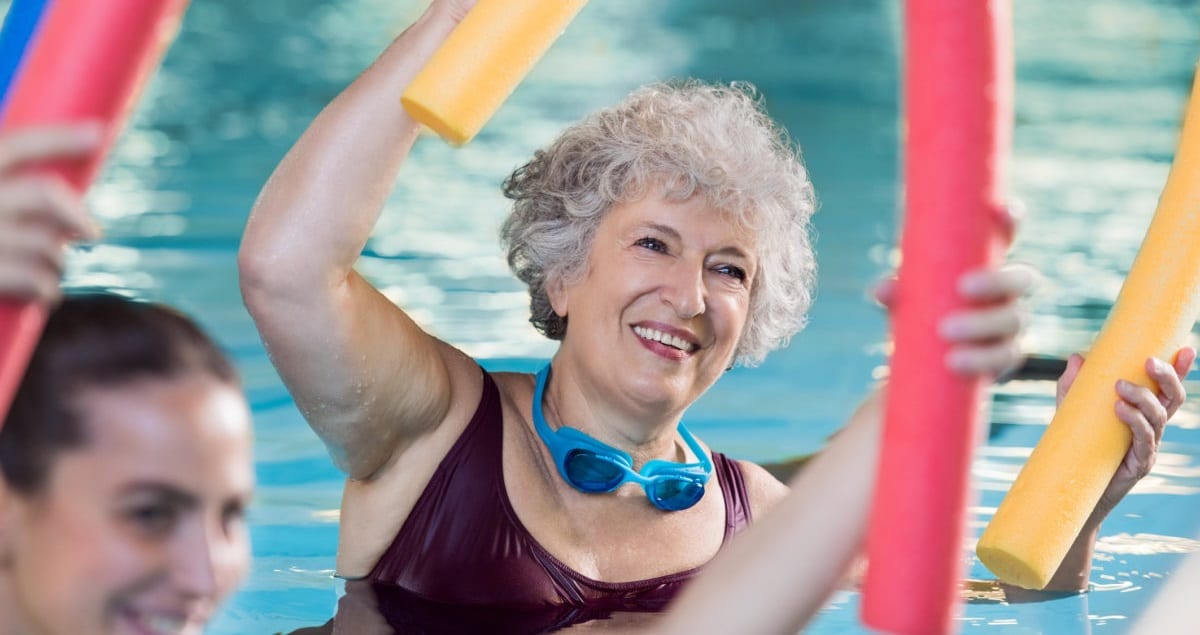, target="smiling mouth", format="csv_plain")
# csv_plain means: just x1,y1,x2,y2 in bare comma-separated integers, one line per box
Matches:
117,606,201,635
633,325,698,352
